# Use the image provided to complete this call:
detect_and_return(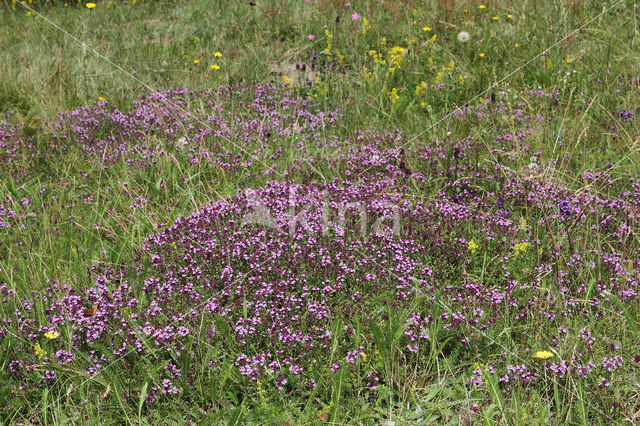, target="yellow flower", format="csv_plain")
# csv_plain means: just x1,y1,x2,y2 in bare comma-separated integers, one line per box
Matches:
514,43,519,48
514,242,529,256
479,4,486,9
388,87,399,104
362,17,371,34
210,64,220,70
507,14,513,18
86,2,96,8
422,26,431,32
467,239,479,254
361,352,367,361
478,52,485,58
492,16,499,20
193,59,200,65
534,350,553,360
283,75,293,85
44,331,59,340
98,96,105,102
324,29,333,52
35,343,47,360
213,51,222,57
